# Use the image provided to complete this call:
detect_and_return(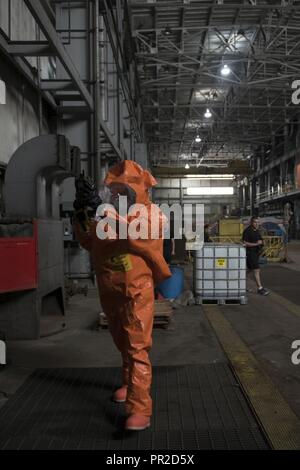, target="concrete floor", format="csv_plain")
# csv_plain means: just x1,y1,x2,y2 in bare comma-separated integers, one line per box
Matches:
1,245,300,427
221,290,300,418
275,240,300,273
